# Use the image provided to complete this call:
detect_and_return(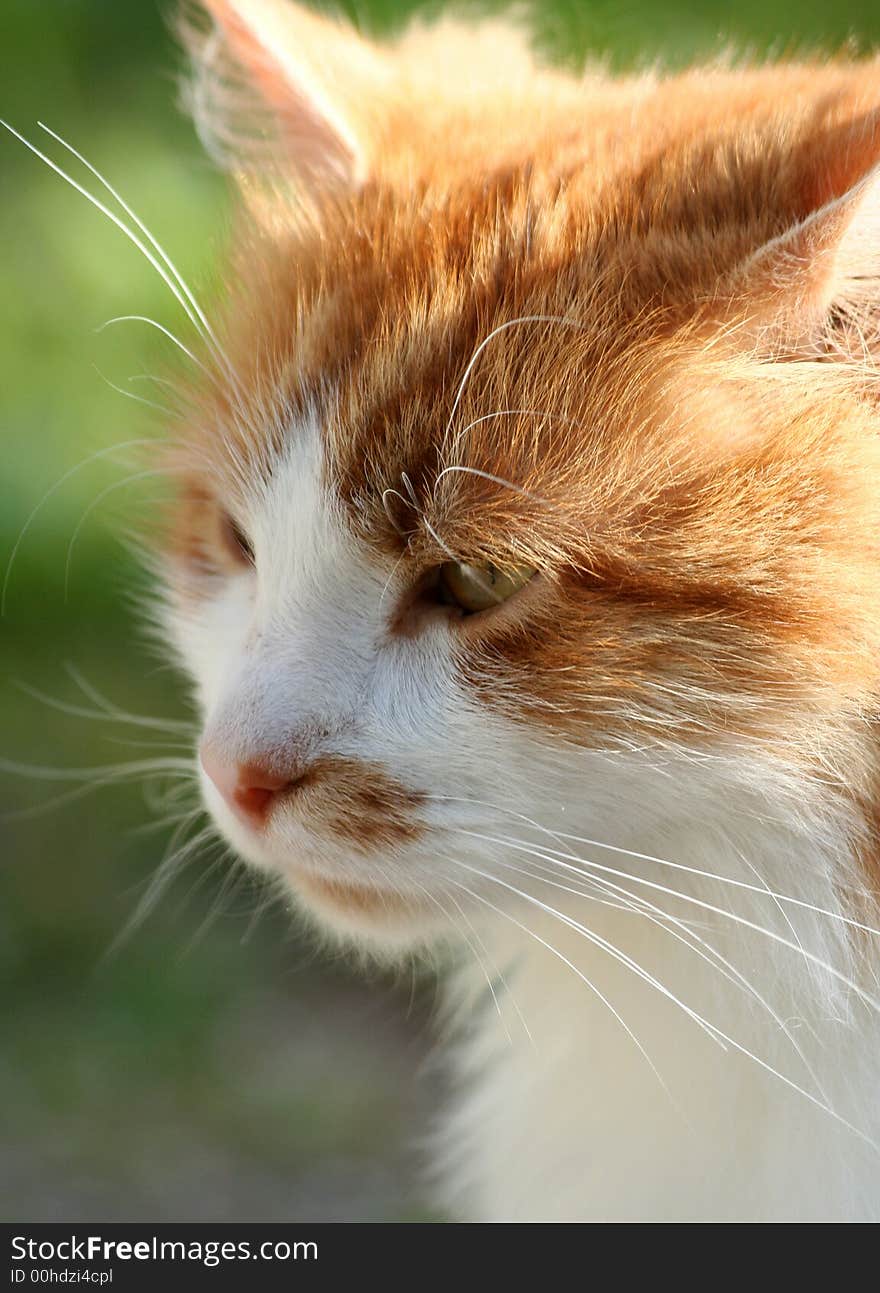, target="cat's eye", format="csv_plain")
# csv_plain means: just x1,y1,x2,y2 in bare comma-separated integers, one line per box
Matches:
219,510,255,567
438,561,536,614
